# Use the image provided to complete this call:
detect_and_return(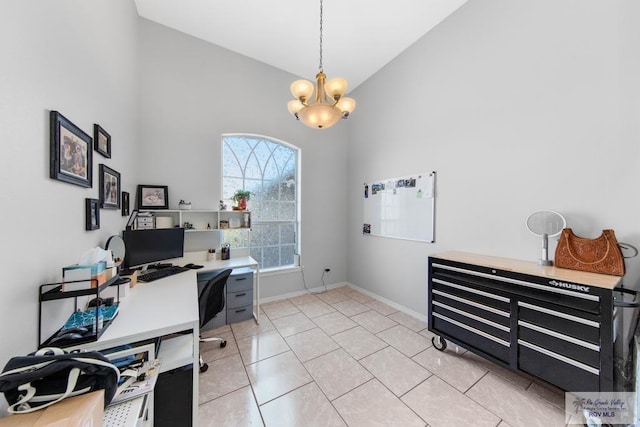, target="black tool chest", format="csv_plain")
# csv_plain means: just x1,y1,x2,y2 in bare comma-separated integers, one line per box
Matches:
427,252,622,392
